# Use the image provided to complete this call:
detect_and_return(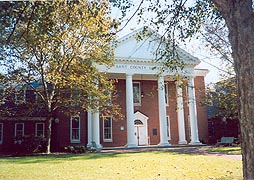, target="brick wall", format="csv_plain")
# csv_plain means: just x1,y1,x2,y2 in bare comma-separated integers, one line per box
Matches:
100,76,208,147
54,112,88,151
0,119,46,152
0,76,208,151
194,76,209,144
